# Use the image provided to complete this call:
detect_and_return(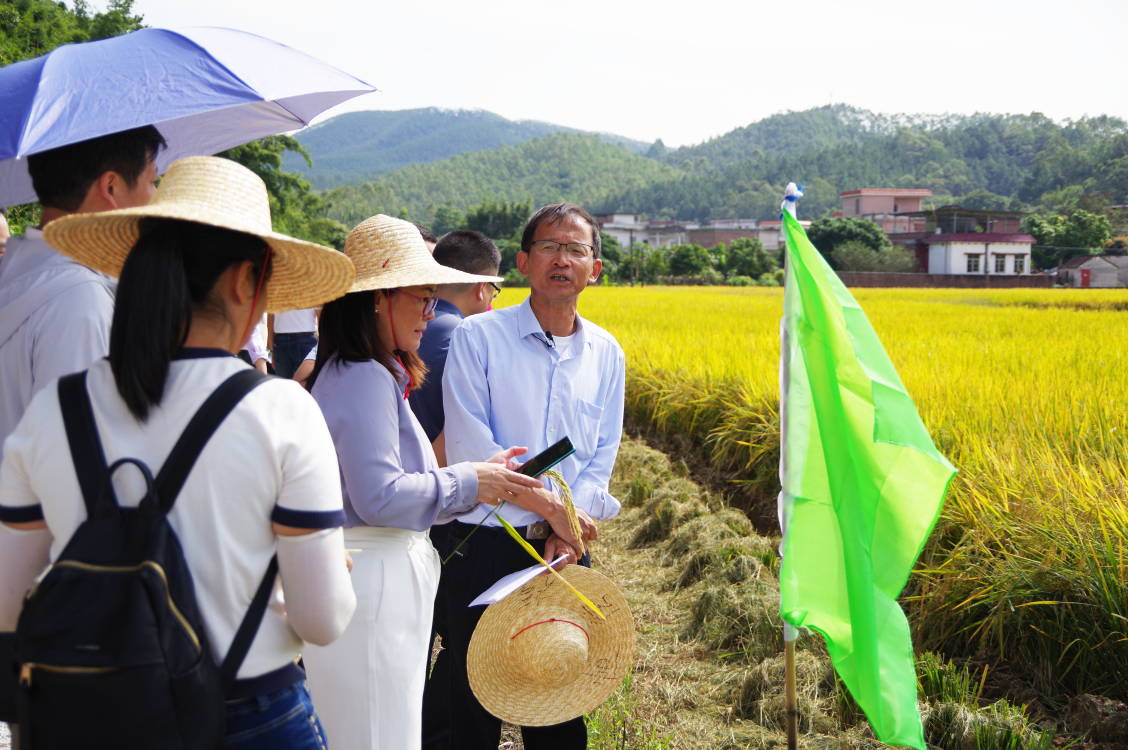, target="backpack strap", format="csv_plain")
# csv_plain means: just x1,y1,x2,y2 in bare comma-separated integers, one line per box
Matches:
151,368,276,692
58,371,117,518
219,554,279,692
154,369,271,514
